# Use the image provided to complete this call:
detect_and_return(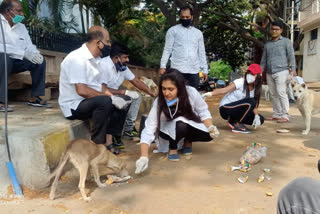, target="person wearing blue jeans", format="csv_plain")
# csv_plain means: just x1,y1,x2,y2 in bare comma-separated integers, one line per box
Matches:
123,94,142,135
